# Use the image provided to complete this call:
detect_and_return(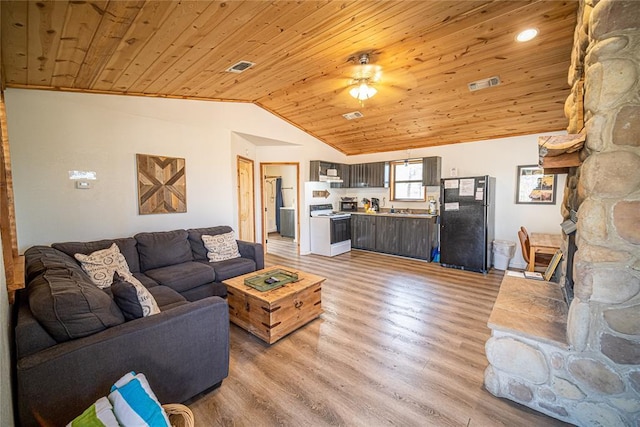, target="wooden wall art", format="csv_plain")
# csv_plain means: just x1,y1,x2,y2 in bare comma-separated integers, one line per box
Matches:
137,154,186,214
